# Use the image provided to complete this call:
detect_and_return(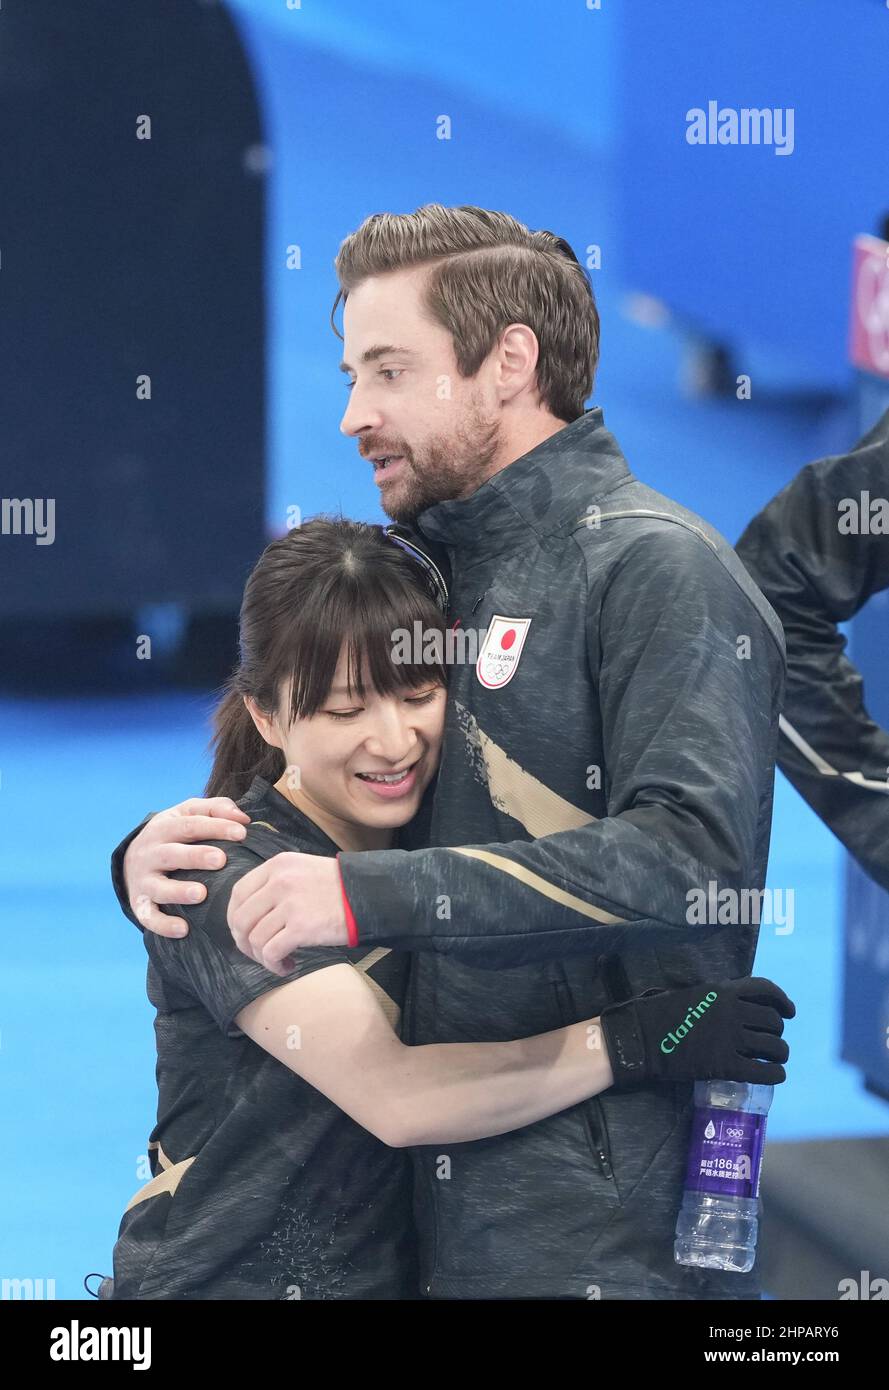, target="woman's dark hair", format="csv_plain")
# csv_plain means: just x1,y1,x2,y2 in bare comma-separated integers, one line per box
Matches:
205,515,449,801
